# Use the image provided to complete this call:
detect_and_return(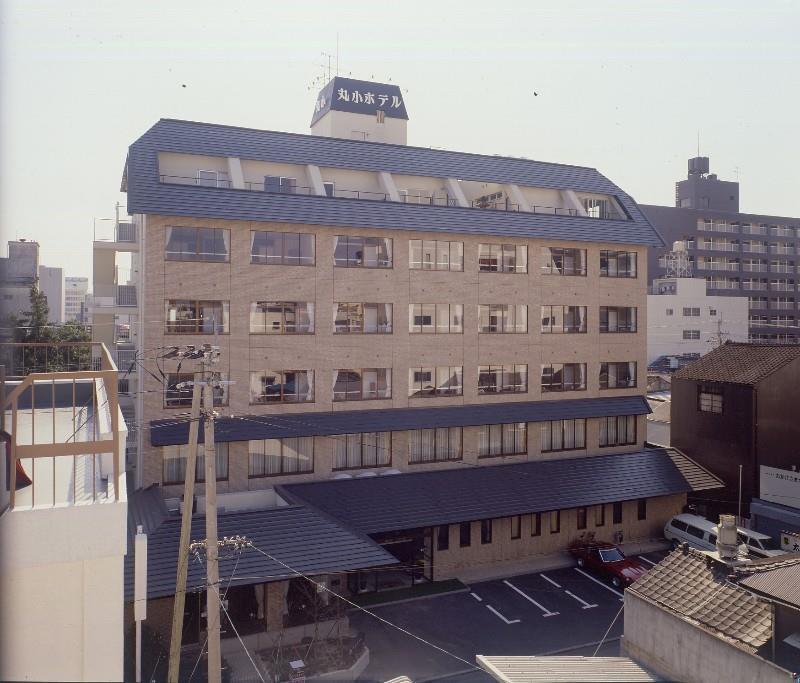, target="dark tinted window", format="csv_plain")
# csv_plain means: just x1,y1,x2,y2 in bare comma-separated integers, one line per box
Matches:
671,520,688,532
686,525,706,539
459,522,471,547
437,525,449,551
